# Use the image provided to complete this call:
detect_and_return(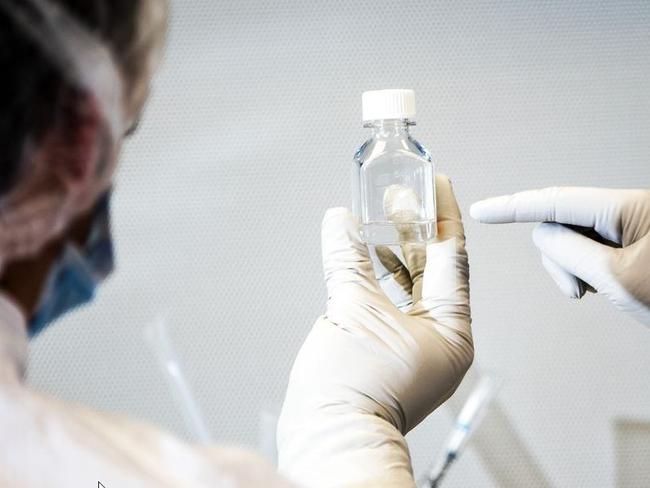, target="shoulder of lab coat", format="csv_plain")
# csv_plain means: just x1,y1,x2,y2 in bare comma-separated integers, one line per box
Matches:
0,293,293,488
